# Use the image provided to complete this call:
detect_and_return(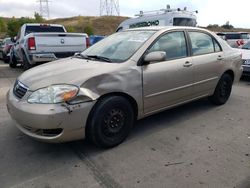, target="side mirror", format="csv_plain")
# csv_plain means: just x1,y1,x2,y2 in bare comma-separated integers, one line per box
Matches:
11,37,16,43
143,51,166,64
